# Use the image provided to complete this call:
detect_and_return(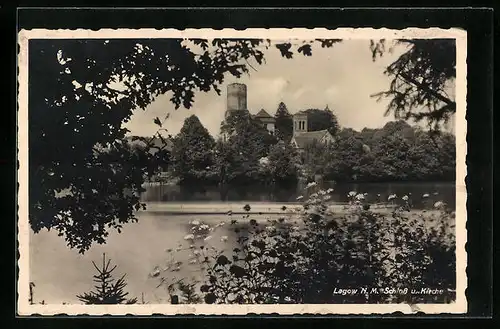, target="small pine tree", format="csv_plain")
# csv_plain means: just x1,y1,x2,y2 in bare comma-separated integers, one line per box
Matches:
76,253,138,304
